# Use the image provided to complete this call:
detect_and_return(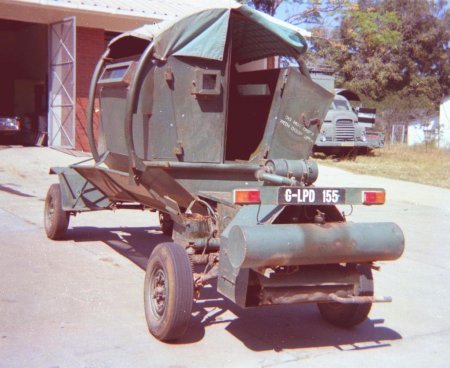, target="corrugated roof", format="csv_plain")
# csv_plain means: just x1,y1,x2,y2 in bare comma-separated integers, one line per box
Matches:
21,0,241,20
